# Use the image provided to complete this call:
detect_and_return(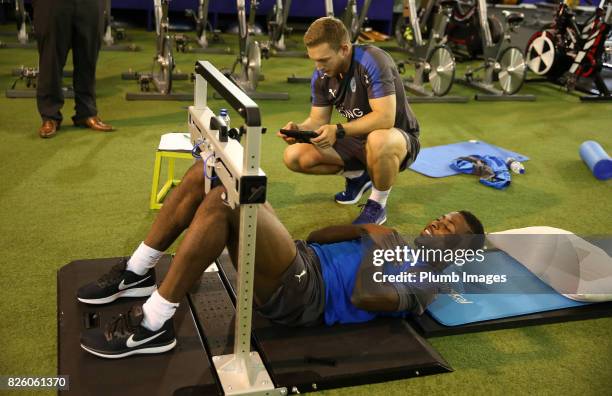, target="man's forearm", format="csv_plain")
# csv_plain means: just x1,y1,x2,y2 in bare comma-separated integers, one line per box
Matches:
299,117,326,131
306,225,366,244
